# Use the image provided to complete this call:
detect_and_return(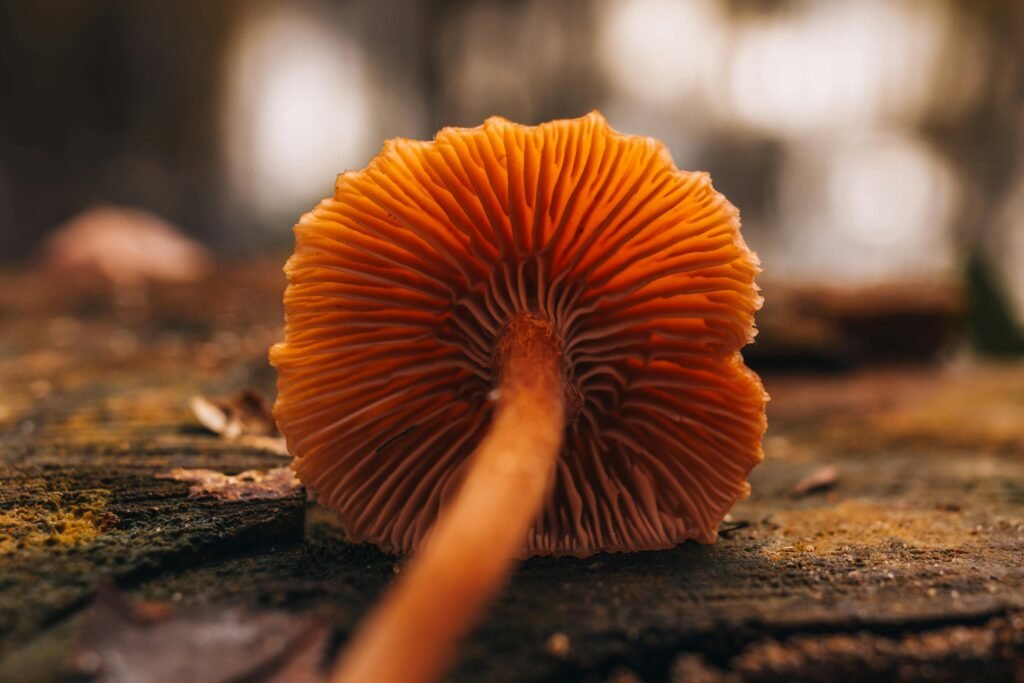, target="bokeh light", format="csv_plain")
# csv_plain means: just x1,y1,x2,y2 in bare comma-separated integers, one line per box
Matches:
724,1,951,136
776,129,960,283
599,0,726,108
222,6,372,219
